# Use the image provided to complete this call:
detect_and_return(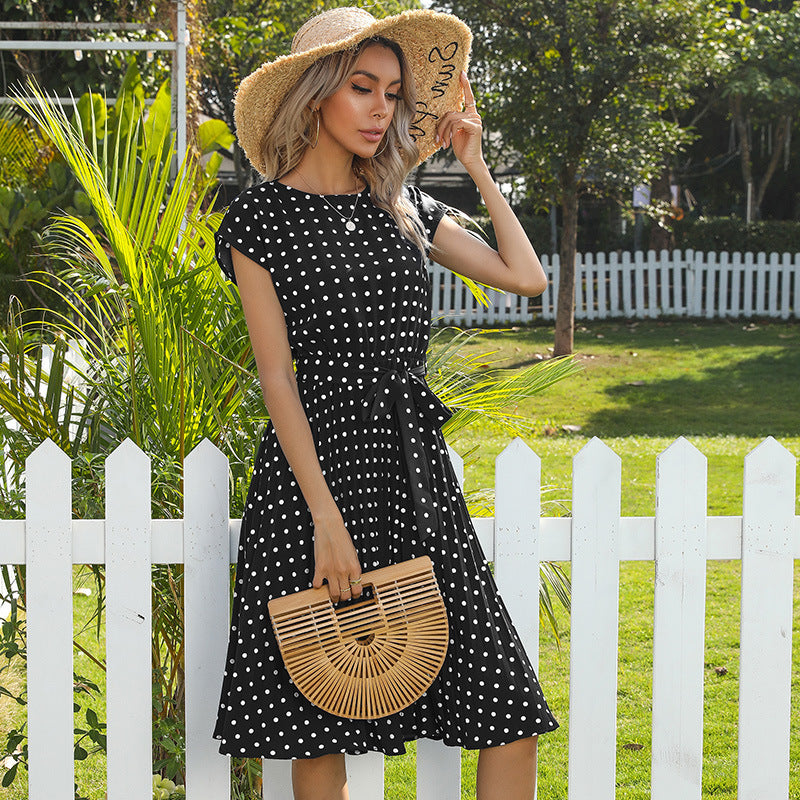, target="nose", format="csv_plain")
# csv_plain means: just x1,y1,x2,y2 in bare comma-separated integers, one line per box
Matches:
372,94,389,118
